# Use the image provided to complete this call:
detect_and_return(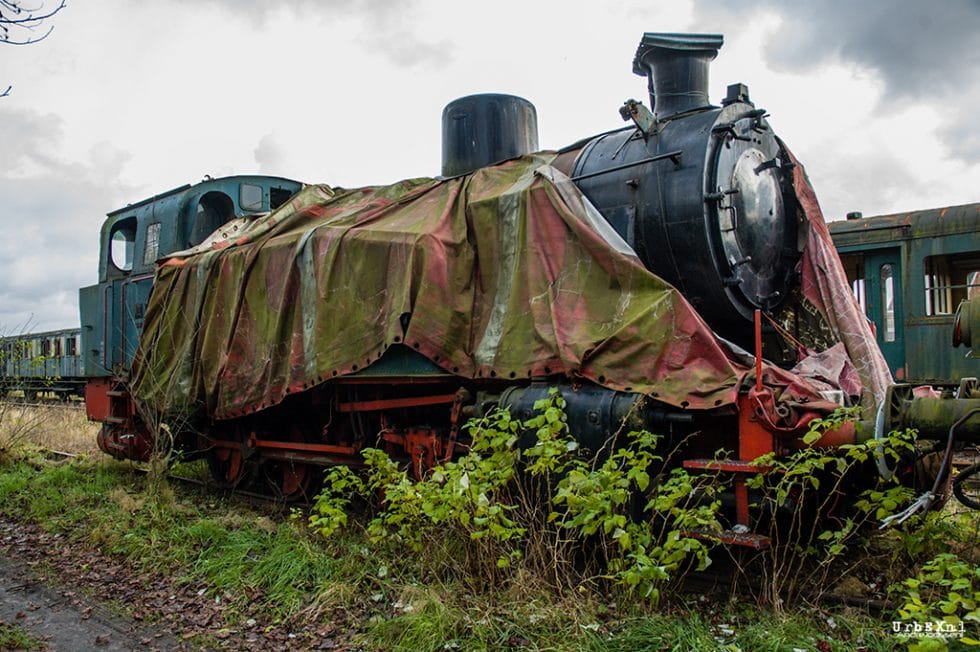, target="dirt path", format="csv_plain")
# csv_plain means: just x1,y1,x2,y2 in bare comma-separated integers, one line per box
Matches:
0,554,178,651
0,519,348,650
